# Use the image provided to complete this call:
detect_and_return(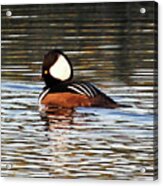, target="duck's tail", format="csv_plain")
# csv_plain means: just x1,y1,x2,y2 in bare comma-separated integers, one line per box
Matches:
118,104,132,108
